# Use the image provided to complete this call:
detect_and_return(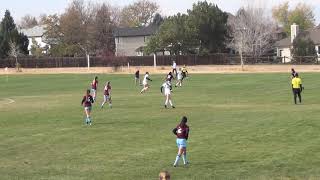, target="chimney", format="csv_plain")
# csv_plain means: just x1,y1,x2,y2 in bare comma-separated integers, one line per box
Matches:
291,23,299,43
